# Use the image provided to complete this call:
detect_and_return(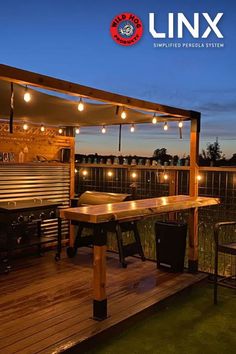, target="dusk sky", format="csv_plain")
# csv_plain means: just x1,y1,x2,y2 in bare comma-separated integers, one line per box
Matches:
0,0,235,157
